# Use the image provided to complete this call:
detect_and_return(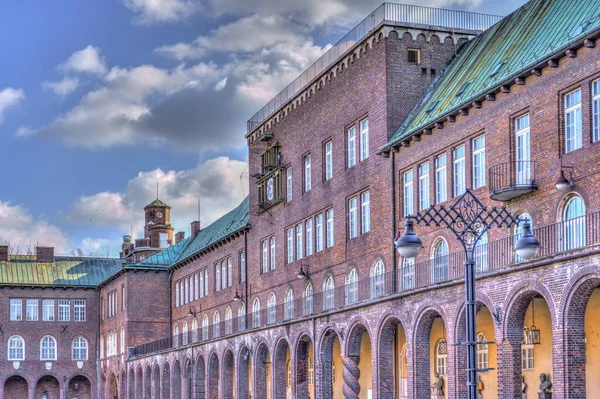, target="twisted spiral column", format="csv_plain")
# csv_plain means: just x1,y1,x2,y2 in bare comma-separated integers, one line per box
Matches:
342,355,361,399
